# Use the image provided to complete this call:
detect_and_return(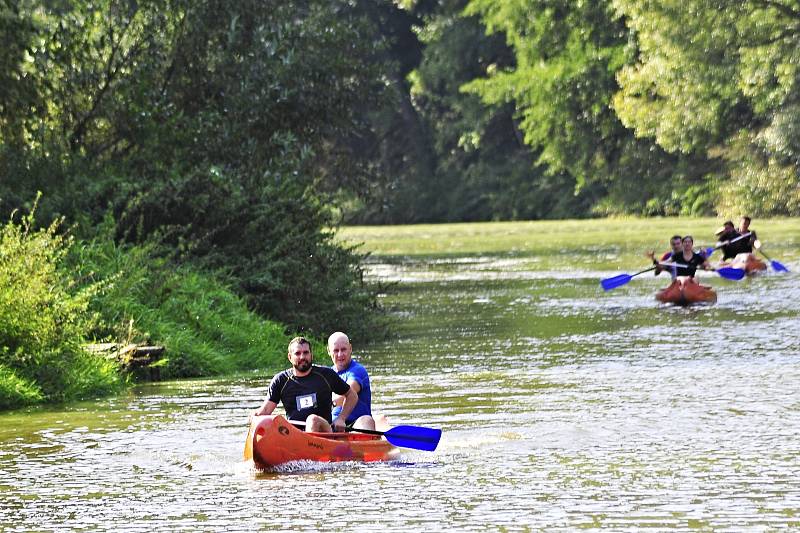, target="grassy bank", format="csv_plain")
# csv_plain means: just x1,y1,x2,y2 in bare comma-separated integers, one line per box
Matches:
0,208,122,409
0,208,294,411
338,217,800,270
73,238,292,379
